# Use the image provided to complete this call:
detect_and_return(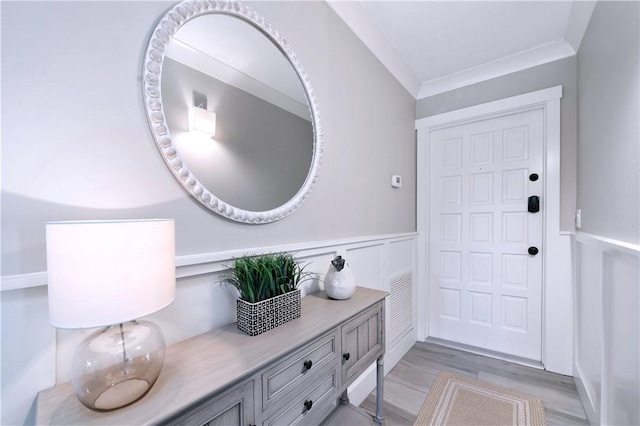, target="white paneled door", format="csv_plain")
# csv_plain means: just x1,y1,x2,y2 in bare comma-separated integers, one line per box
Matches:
428,109,543,361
